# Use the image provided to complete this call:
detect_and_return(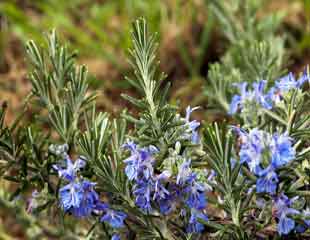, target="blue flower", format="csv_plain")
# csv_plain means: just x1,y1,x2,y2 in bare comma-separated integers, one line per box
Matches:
71,180,99,218
270,133,295,168
273,193,300,235
133,179,154,213
101,209,127,228
239,129,266,174
186,209,208,233
256,166,278,194
229,80,274,115
268,71,309,103
59,182,83,212
229,95,242,115
185,106,200,144
275,73,298,93
253,80,273,109
176,160,192,185
229,82,251,115
27,190,40,213
111,234,121,240
59,179,99,218
153,171,170,202
123,141,158,181
273,71,309,93
53,156,86,182
185,177,207,210
158,196,175,215
303,209,310,227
